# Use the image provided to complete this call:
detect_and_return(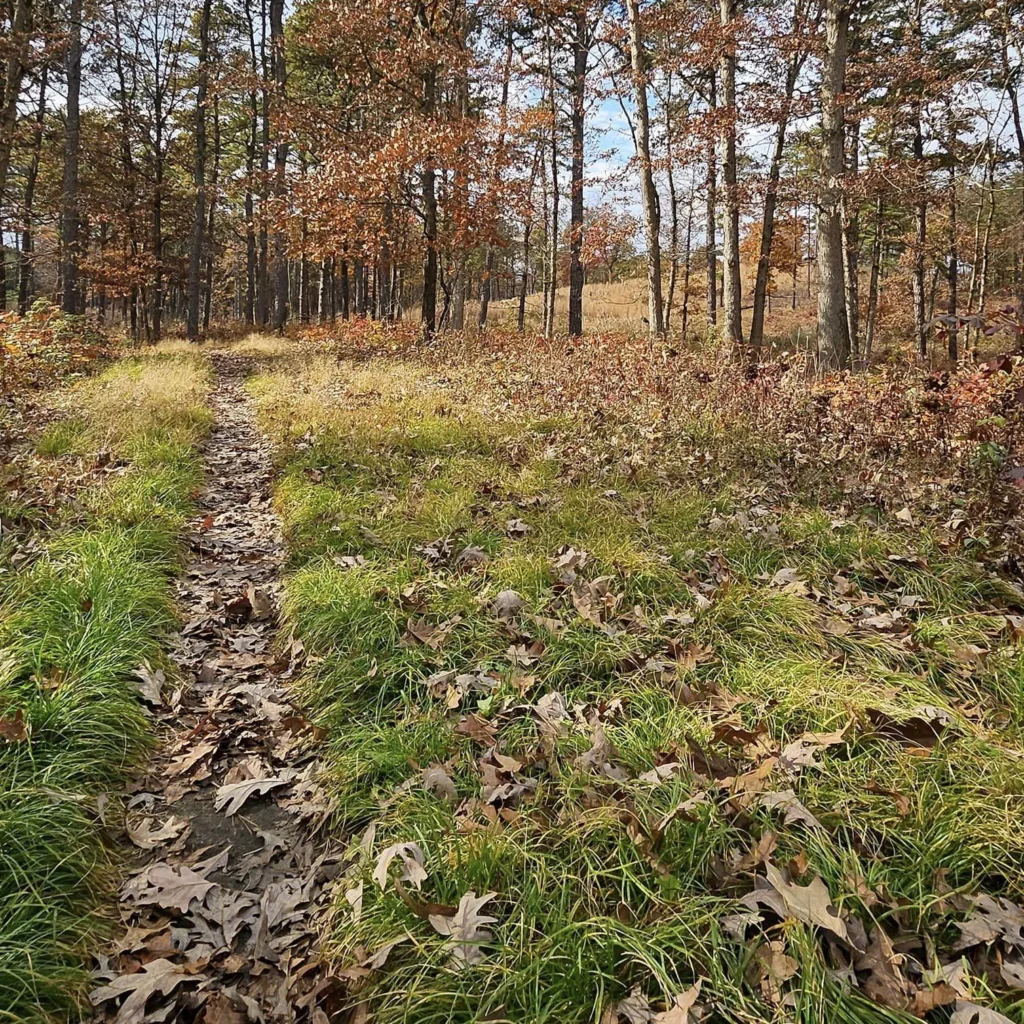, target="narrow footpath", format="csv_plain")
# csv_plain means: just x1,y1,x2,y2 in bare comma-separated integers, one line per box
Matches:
91,354,342,1024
